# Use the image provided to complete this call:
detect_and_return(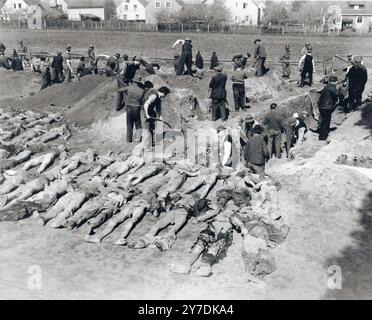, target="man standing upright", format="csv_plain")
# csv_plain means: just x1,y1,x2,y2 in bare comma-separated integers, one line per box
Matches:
346,56,368,112
231,61,248,112
118,74,145,143
280,44,291,79
299,48,315,87
254,39,267,77
106,53,120,77
209,65,228,122
51,51,64,83
87,45,97,74
173,38,193,76
262,103,284,158
318,76,339,141
63,45,73,83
